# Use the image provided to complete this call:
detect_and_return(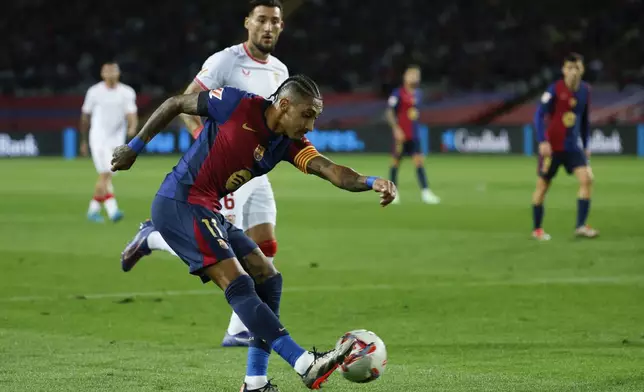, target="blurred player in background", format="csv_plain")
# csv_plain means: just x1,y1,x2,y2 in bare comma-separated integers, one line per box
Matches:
532,53,598,240
80,62,138,223
111,76,396,392
121,0,287,348
386,65,440,205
